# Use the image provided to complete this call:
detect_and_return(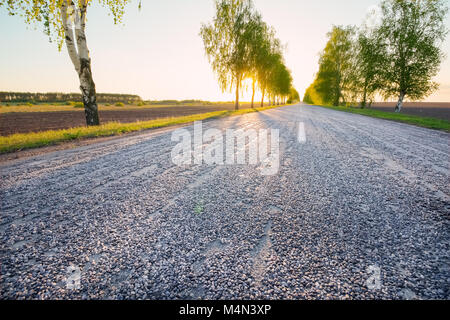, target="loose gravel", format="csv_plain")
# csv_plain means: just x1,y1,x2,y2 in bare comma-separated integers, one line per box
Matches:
1,104,448,299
